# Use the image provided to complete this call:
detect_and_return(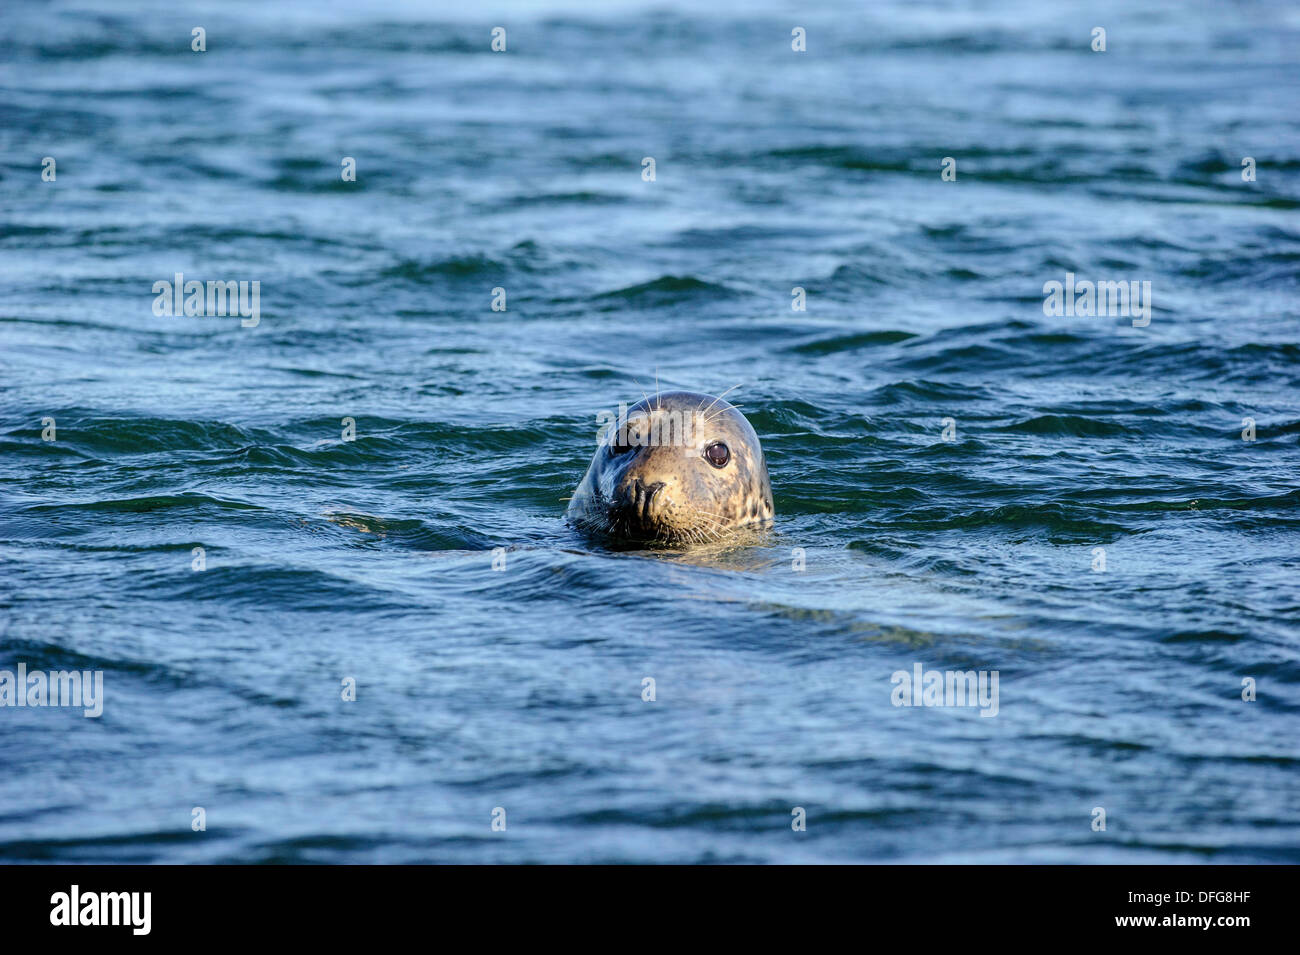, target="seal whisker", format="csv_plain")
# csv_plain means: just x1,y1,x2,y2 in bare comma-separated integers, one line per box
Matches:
687,515,726,540
699,382,743,419
630,376,653,410
704,402,746,426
